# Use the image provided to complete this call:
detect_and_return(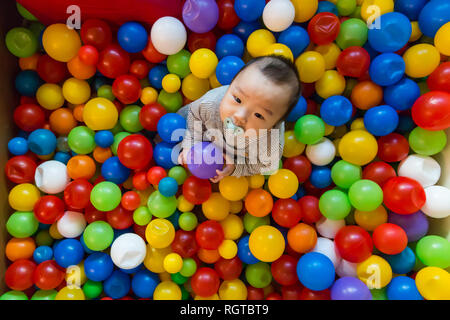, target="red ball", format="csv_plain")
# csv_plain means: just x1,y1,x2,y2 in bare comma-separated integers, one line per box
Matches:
80,19,113,51
112,74,142,105
171,230,199,258
182,175,212,205
283,155,312,183
282,284,303,300
33,195,65,224
307,12,341,45
214,256,243,280
372,223,408,255
117,134,153,170
191,267,220,297
132,171,151,190
33,260,65,290
5,155,37,184
266,292,283,300
129,59,151,80
335,226,373,263
36,55,68,83
195,220,224,250
271,255,299,286
217,0,240,30
121,191,141,211
64,179,93,210
362,161,397,187
13,104,45,132
85,203,107,224
188,31,217,52
247,286,265,300
142,38,167,64
411,91,450,131
272,199,302,228
336,46,371,78
147,166,167,185
5,259,36,291
377,133,409,163
78,45,99,65
297,195,322,224
133,223,147,241
427,62,450,93
300,287,331,300
139,103,167,131
382,176,426,215
97,44,130,79
106,205,134,230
